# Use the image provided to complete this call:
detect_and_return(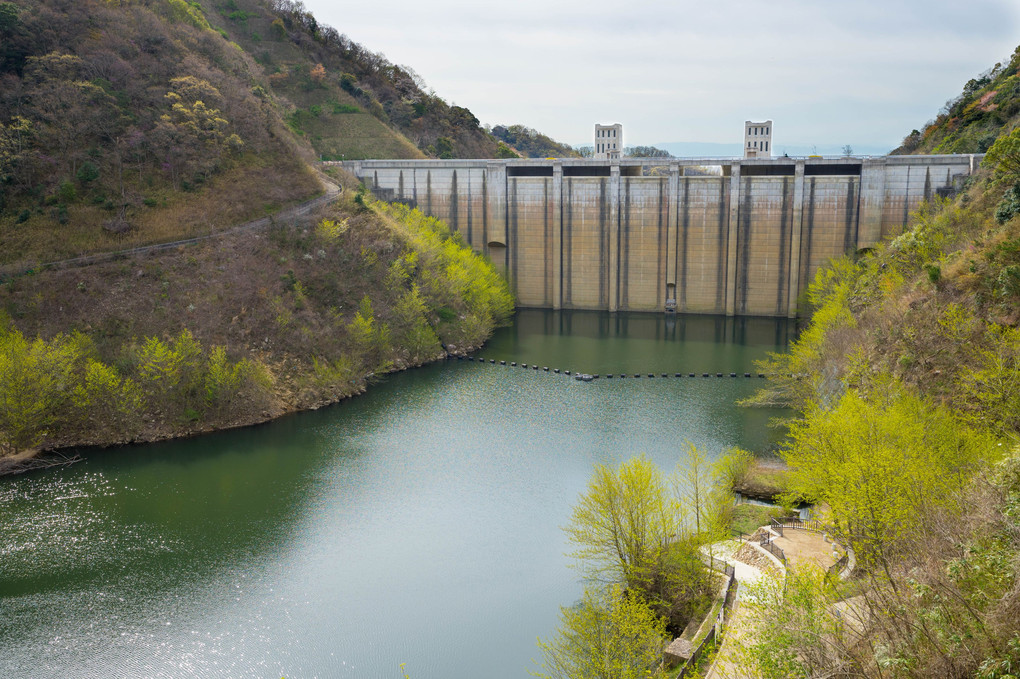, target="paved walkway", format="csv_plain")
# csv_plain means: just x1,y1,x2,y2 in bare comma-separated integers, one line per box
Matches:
773,528,838,571
703,527,837,679
702,539,774,679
